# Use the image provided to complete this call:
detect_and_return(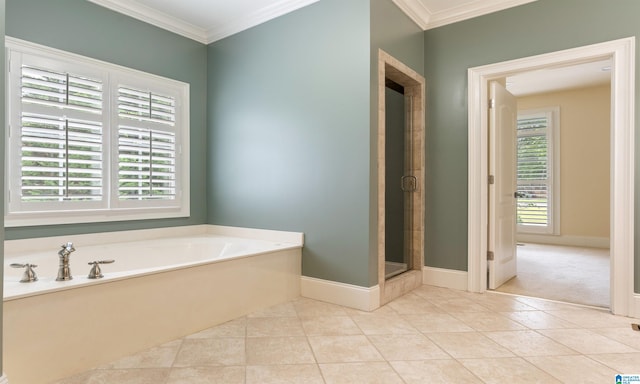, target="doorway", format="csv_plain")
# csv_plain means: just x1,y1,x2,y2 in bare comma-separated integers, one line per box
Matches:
467,38,636,317
493,72,612,308
498,243,610,307
377,50,425,305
